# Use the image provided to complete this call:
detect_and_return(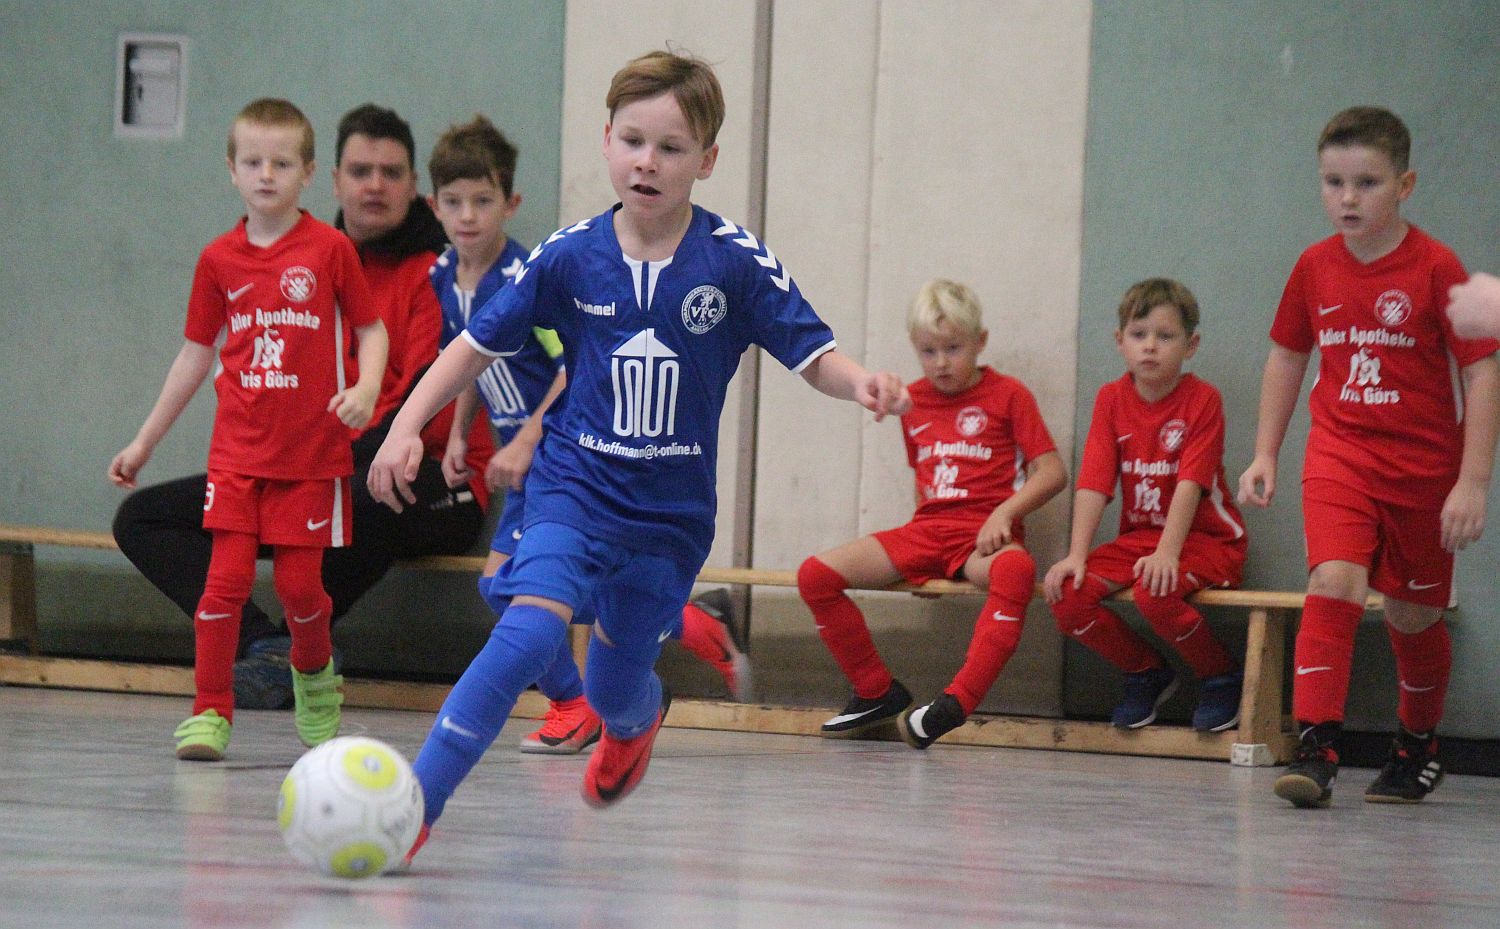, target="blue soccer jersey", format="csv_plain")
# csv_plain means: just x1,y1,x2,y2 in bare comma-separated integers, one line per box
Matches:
431,239,564,446
463,204,836,562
